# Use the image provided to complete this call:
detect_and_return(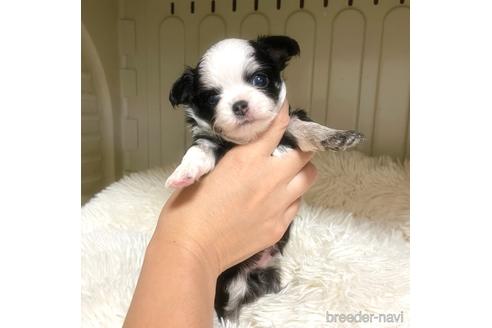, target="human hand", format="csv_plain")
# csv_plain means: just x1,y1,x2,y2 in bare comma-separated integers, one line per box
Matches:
150,100,317,277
